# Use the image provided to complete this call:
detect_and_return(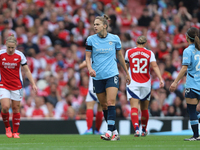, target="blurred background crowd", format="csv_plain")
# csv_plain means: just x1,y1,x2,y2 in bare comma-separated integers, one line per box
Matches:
0,0,200,120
